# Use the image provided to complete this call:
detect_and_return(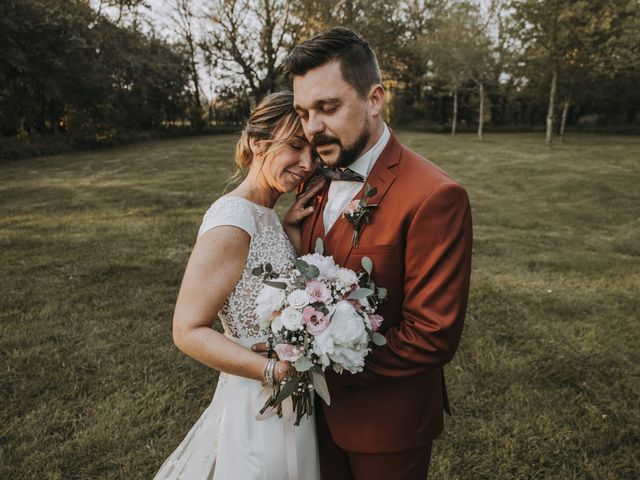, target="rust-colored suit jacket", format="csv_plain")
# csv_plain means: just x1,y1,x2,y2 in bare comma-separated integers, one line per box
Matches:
300,133,473,454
